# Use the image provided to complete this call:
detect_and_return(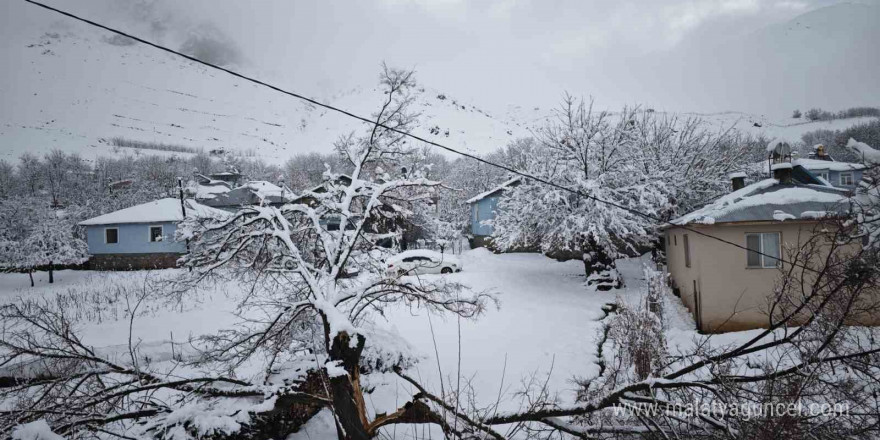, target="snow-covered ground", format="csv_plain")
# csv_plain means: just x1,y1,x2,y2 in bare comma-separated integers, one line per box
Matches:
0,249,702,438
